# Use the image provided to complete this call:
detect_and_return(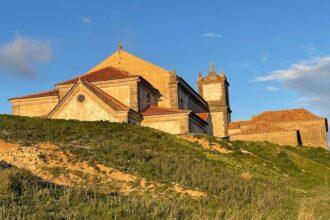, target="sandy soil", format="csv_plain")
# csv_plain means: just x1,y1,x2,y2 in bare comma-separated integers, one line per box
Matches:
0,140,205,198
